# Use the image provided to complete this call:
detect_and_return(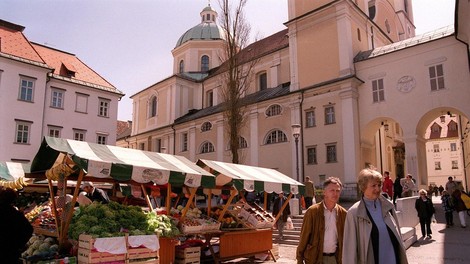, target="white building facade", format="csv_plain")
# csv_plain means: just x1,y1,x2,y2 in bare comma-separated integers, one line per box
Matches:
0,20,124,162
